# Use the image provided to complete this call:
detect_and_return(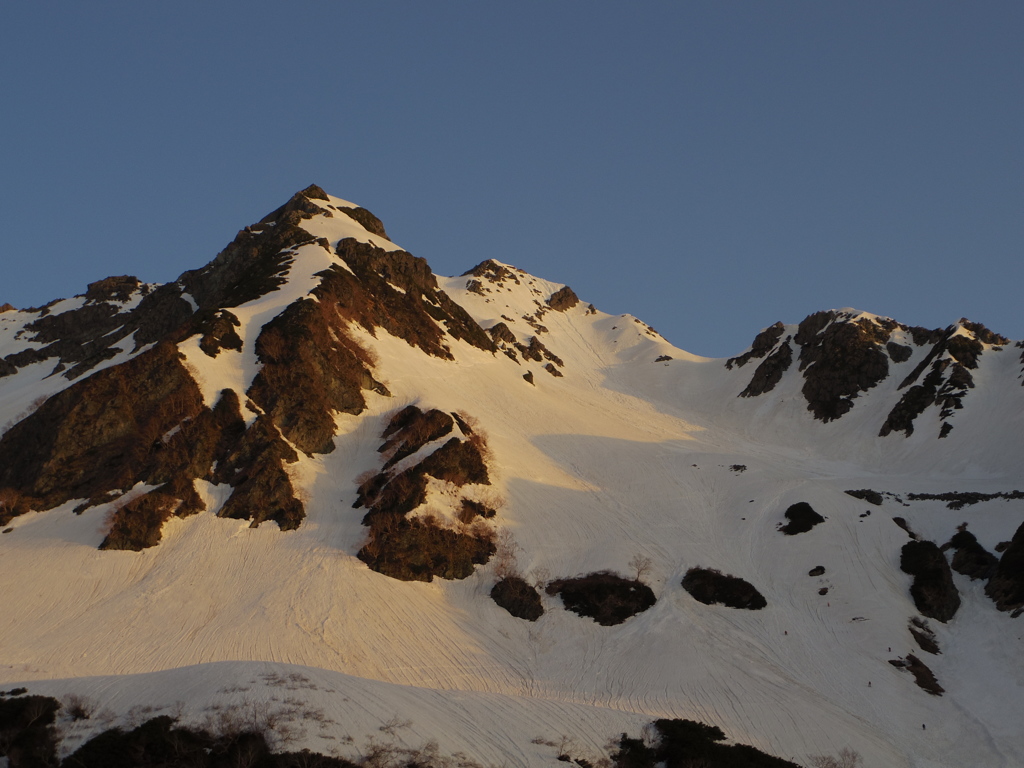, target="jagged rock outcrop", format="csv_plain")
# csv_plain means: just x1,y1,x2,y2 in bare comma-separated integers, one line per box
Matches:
727,322,786,369
546,285,579,311
900,540,960,622
879,323,1004,438
944,527,998,581
985,521,1024,613
729,310,1009,437
355,406,496,582
0,186,503,549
